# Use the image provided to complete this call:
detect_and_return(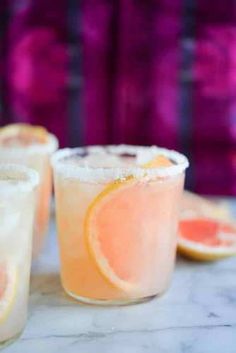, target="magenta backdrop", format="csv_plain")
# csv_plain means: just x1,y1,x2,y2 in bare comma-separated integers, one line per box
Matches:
0,0,236,195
